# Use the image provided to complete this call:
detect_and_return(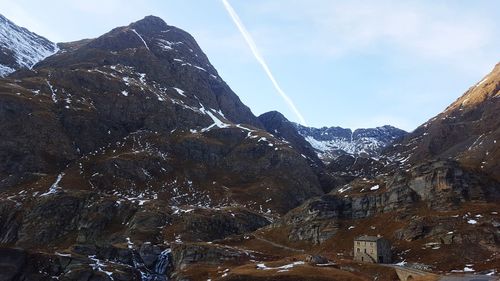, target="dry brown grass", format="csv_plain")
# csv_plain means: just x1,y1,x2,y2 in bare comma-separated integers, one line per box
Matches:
220,261,369,281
